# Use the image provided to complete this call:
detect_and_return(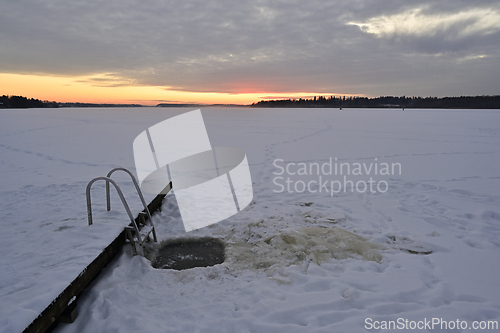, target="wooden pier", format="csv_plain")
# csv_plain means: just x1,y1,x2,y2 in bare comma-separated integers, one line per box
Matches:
23,189,169,333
